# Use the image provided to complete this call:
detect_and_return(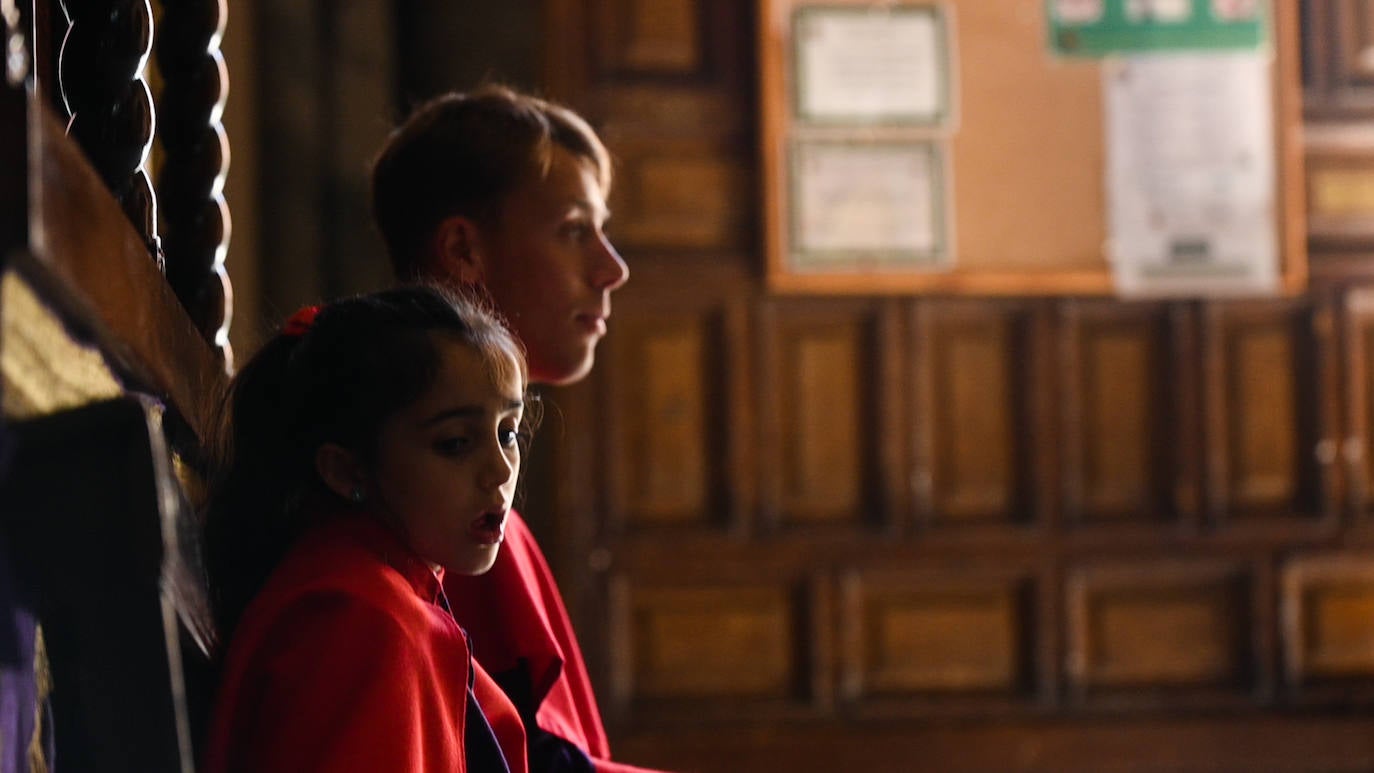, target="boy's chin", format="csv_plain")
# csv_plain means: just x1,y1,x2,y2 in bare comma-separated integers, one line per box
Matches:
530,350,596,386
